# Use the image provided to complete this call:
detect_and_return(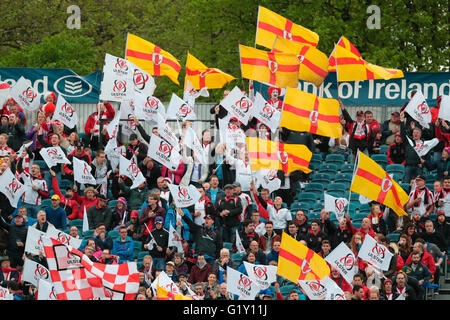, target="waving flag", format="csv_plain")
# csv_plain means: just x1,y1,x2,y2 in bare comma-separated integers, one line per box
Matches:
40,146,70,168
298,276,345,300
119,155,146,189
358,234,394,271
219,86,253,125
256,6,319,49
25,225,50,255
350,151,409,216
249,92,281,131
325,241,358,286
22,258,51,287
42,237,139,300
9,76,41,111
277,232,330,283
334,44,404,82
183,126,207,164
243,262,278,290
407,136,439,157
168,224,183,253
133,92,165,124
148,133,182,170
438,95,450,122
73,157,96,185
235,229,246,254
403,90,432,129
37,279,57,301
239,44,300,89
167,183,201,208
99,53,135,102
53,95,78,129
0,168,26,208
183,79,210,107
253,169,281,194
246,136,312,174
324,193,348,223
166,93,197,121
125,33,181,85
226,266,260,300
328,36,361,72
281,87,341,138
185,52,235,90
273,36,328,87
